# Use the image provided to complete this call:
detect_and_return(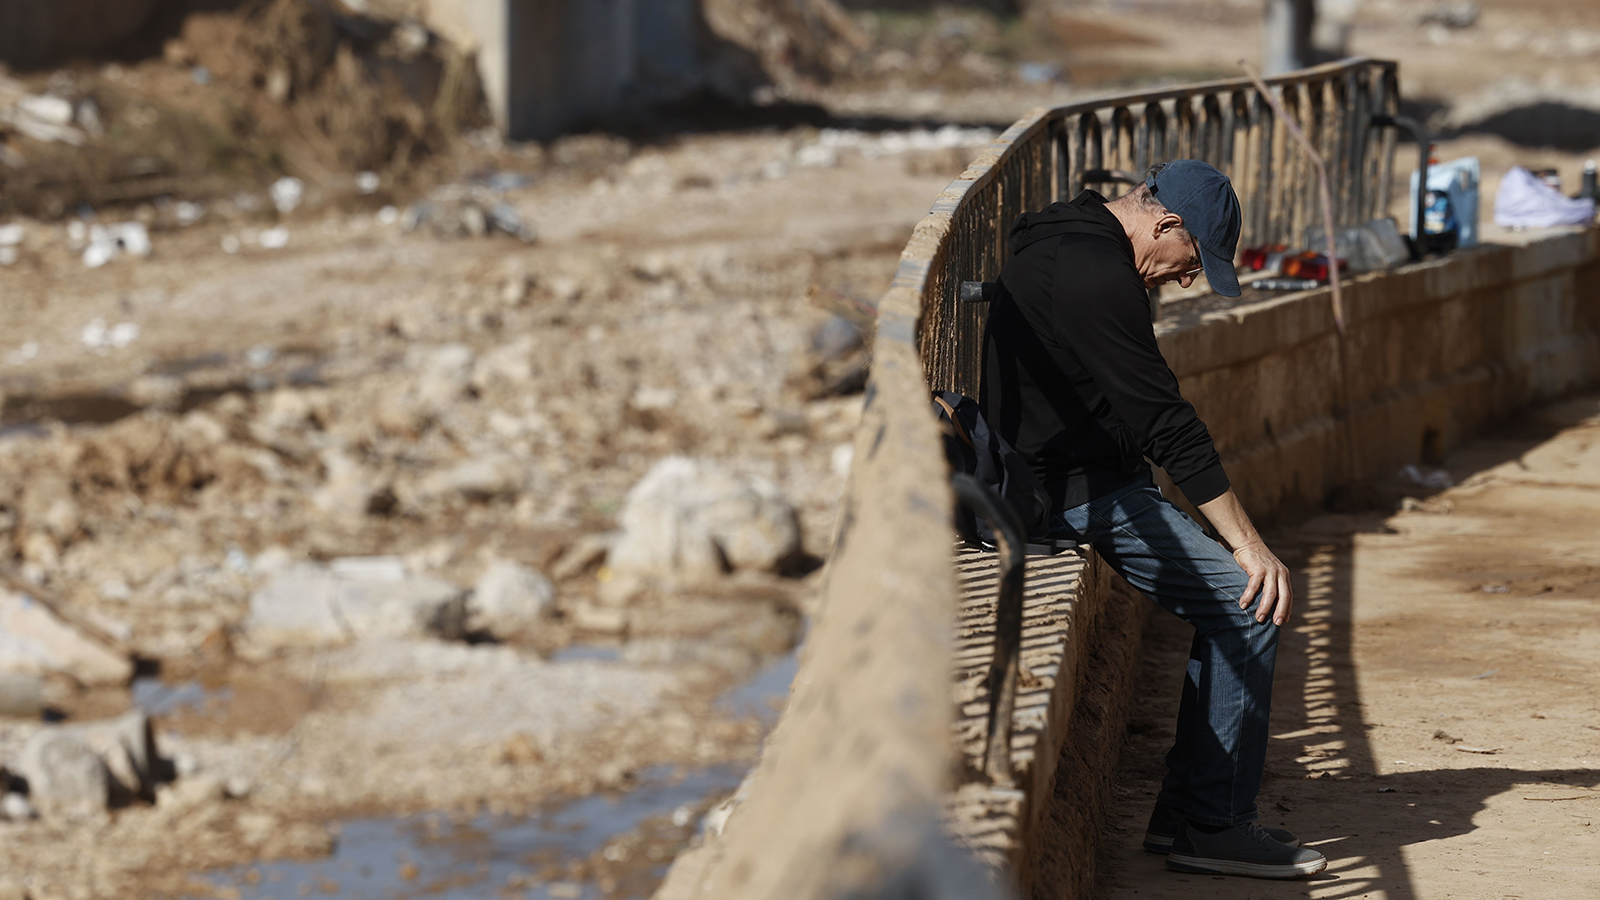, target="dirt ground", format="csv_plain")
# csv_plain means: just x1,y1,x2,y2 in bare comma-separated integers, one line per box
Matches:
0,121,990,897
0,0,1597,897
1096,395,1600,899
